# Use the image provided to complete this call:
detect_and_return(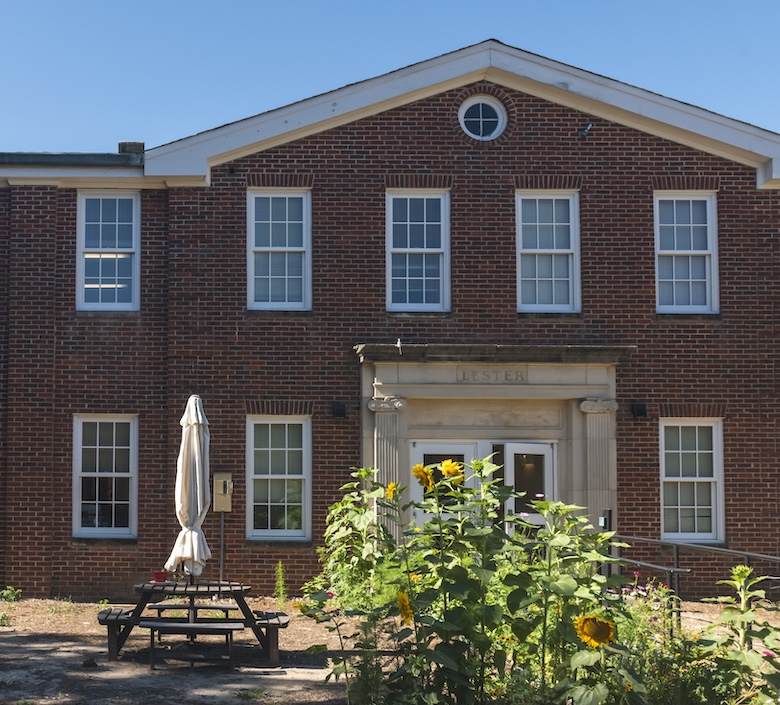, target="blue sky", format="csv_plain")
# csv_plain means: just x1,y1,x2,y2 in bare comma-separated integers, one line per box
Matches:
3,0,779,153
